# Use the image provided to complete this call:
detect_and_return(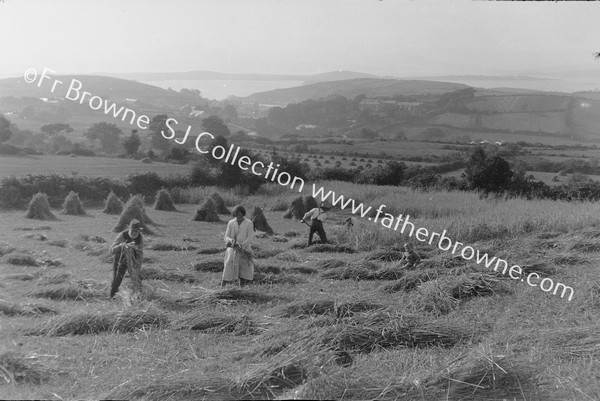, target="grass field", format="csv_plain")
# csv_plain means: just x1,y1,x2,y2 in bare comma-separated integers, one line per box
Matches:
2,182,600,400
0,155,190,179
